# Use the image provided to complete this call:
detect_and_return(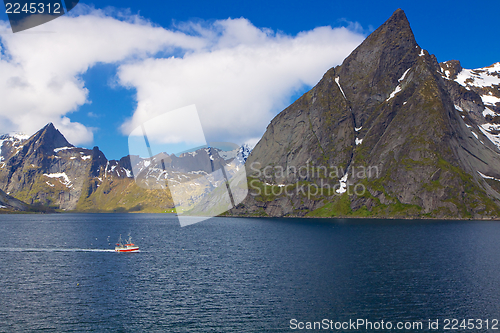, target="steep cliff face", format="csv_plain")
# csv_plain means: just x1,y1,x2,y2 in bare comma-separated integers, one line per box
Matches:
233,9,500,218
